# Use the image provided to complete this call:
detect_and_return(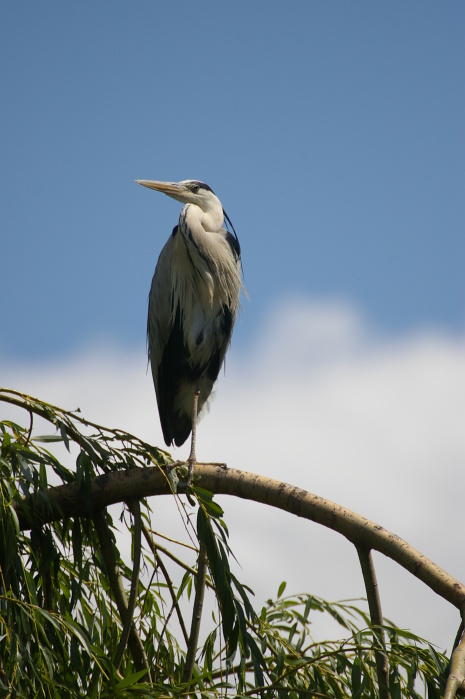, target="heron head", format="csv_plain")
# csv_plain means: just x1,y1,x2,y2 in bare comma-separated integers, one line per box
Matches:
136,179,221,214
